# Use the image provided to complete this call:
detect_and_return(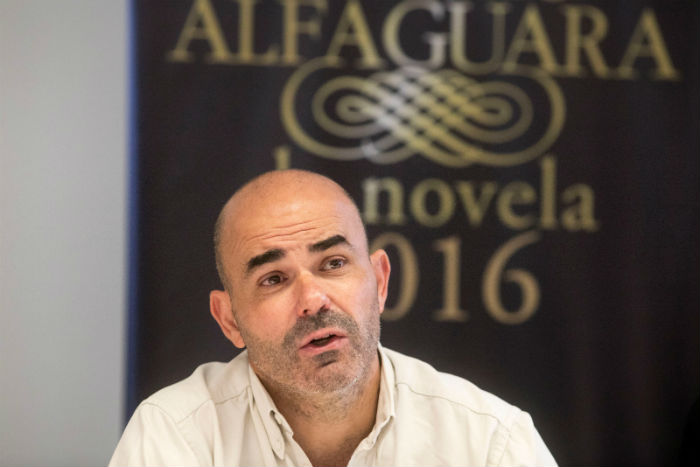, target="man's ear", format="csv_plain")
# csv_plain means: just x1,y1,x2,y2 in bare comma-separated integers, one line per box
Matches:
369,249,391,314
209,290,246,348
